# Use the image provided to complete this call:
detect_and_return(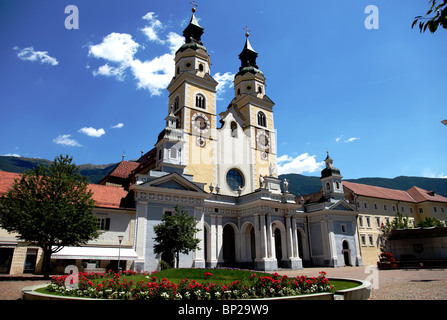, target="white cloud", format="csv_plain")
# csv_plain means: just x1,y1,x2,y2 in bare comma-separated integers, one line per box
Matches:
53,134,82,147
88,13,181,96
92,63,126,81
129,54,174,96
2,153,20,157
89,33,139,64
344,137,360,143
111,123,124,129
141,12,165,44
87,12,233,97
214,72,235,99
277,153,324,175
78,127,105,138
336,134,360,143
14,46,59,66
